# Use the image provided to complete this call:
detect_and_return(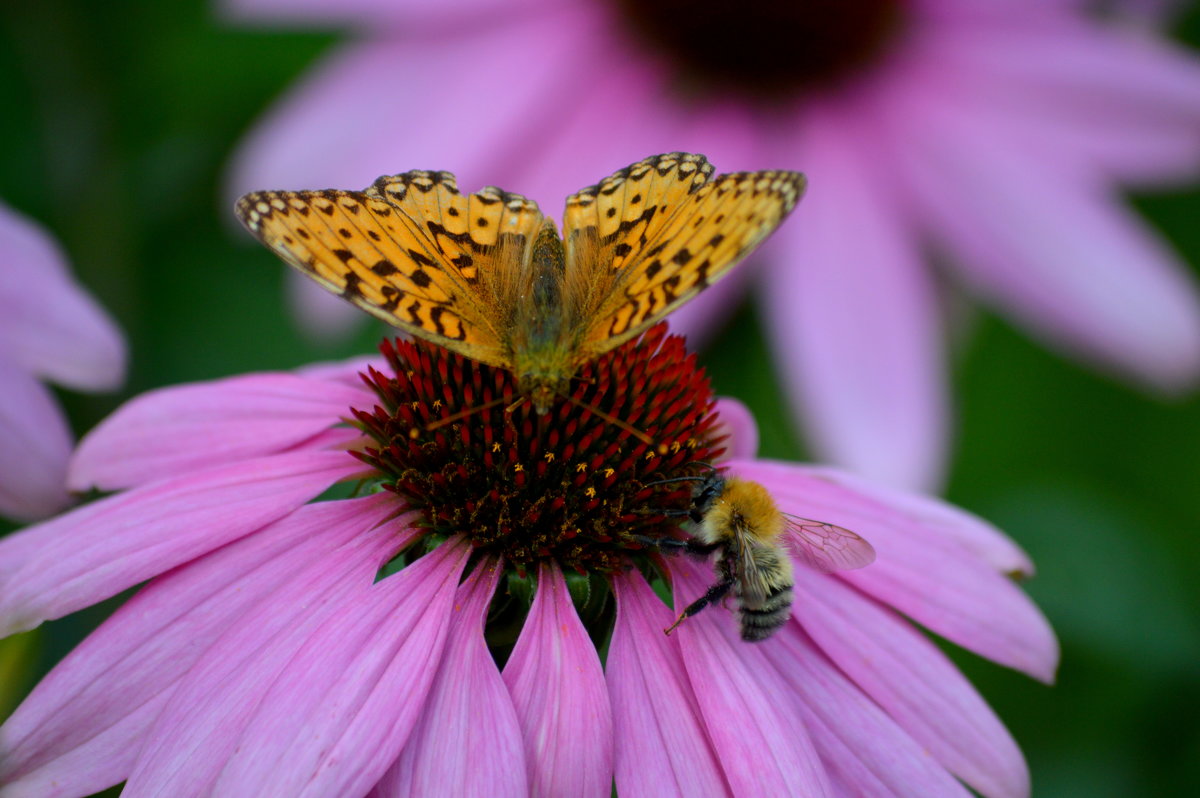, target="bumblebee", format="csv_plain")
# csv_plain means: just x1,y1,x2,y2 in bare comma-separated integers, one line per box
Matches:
657,471,875,641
